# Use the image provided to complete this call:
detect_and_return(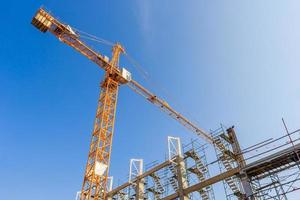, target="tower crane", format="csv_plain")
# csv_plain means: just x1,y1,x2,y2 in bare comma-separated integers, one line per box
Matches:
31,8,216,200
